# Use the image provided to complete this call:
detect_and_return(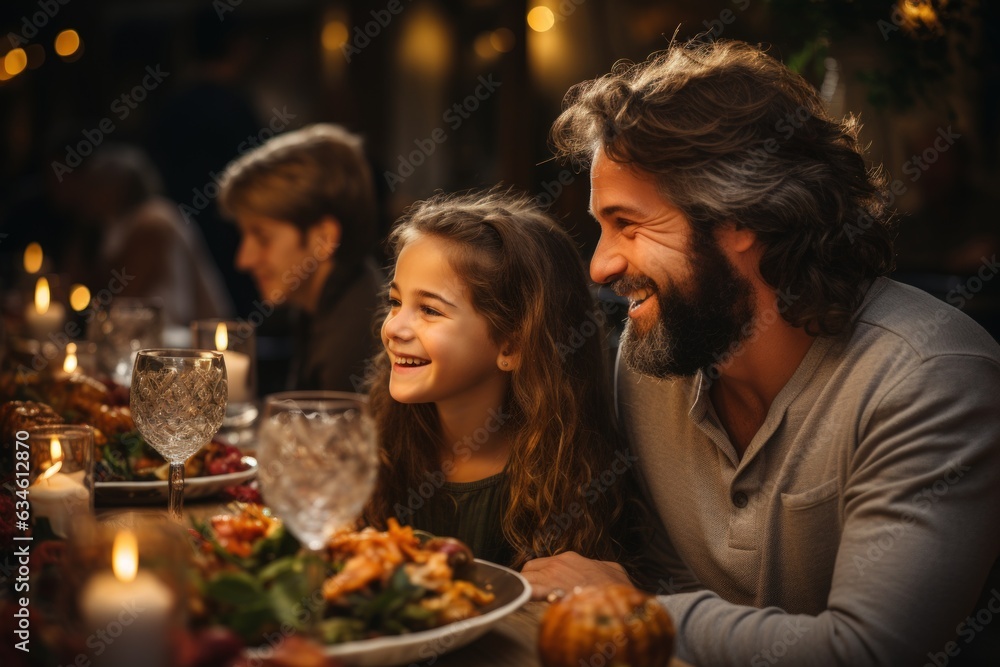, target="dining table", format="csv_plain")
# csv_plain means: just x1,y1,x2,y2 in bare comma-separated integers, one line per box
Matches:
95,498,692,667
